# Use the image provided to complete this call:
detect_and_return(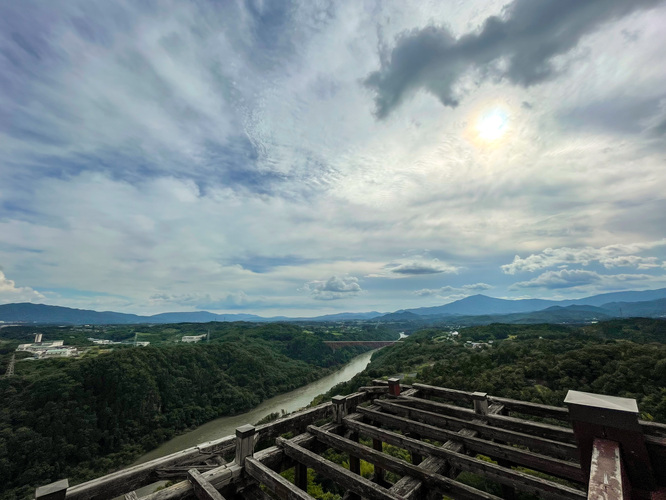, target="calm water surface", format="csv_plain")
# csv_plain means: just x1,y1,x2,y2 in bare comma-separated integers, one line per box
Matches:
134,349,376,464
